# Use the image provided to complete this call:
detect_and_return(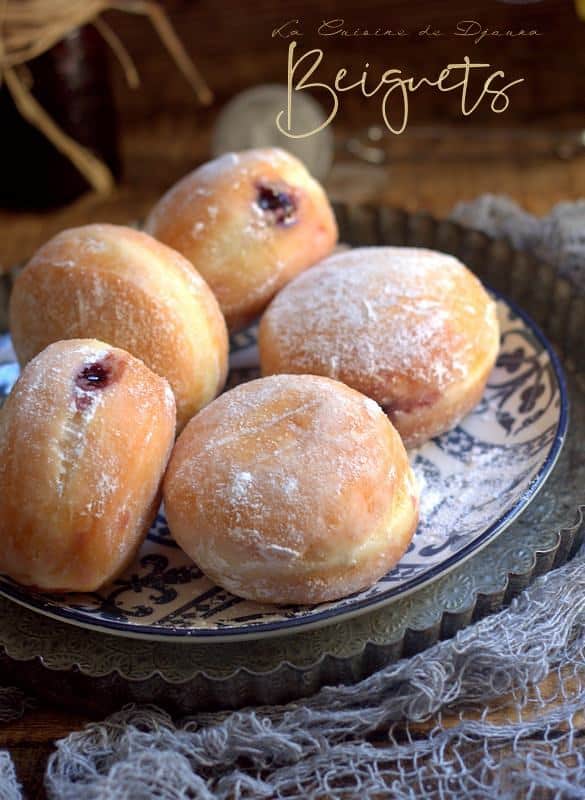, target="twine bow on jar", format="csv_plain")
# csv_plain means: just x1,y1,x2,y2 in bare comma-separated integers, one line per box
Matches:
0,0,212,195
